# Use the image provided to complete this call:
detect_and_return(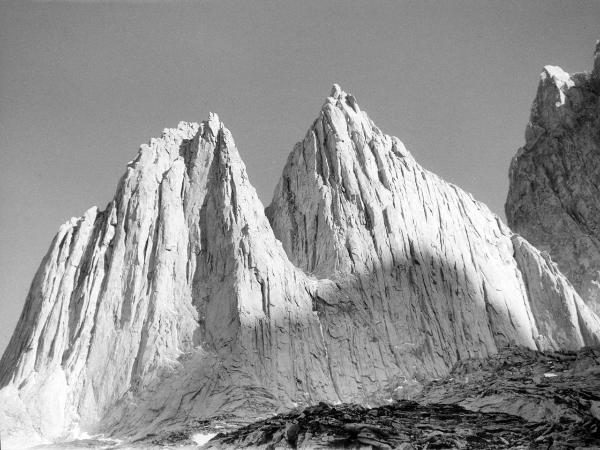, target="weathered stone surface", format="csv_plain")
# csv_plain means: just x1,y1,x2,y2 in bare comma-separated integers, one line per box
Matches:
417,346,600,426
267,84,600,378
506,42,600,315
209,401,539,449
1,85,600,448
207,346,600,449
0,117,331,447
